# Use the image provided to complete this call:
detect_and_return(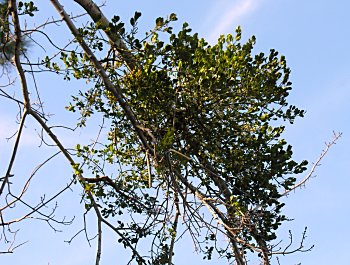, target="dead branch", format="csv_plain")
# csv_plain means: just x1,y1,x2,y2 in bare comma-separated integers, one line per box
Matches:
283,131,342,196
